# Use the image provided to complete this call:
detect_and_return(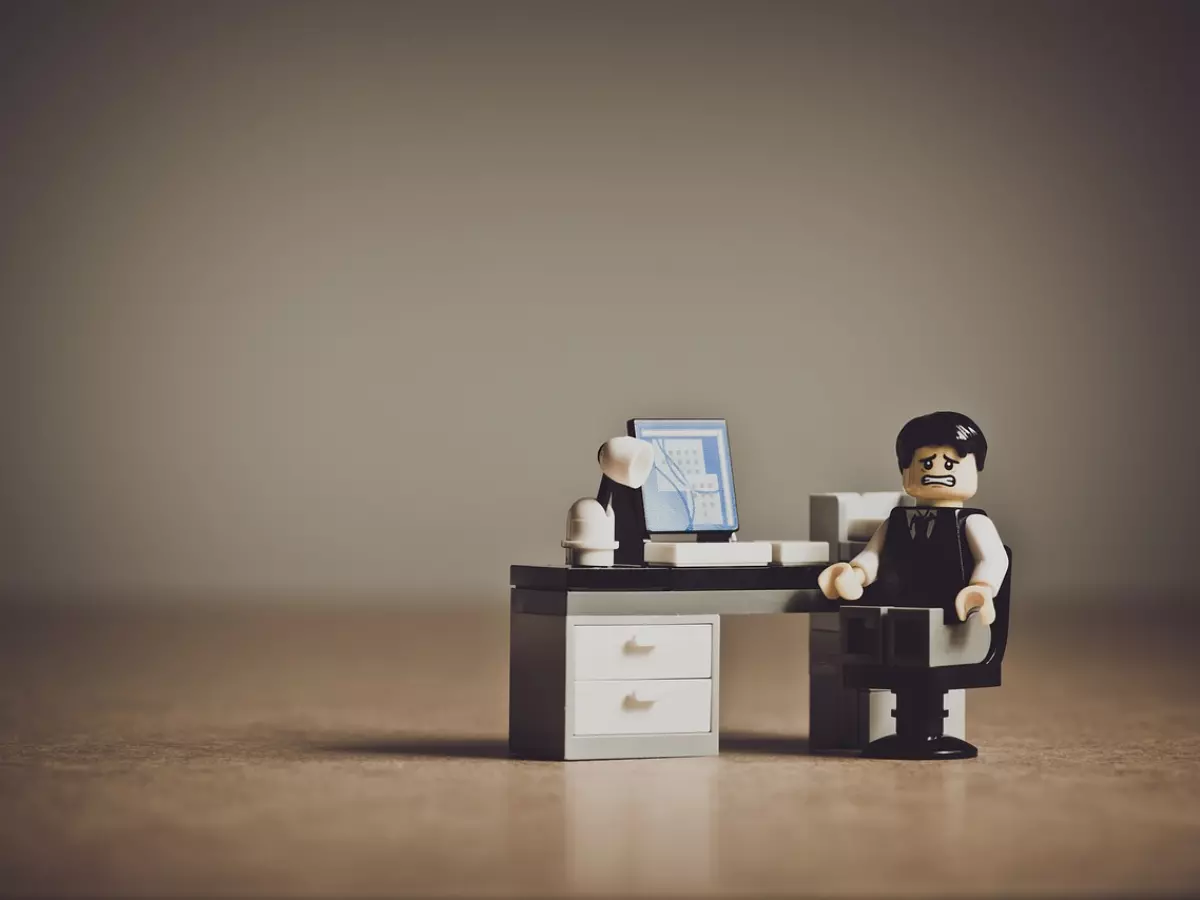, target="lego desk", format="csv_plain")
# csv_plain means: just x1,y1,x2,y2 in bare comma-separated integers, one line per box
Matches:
509,563,835,760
